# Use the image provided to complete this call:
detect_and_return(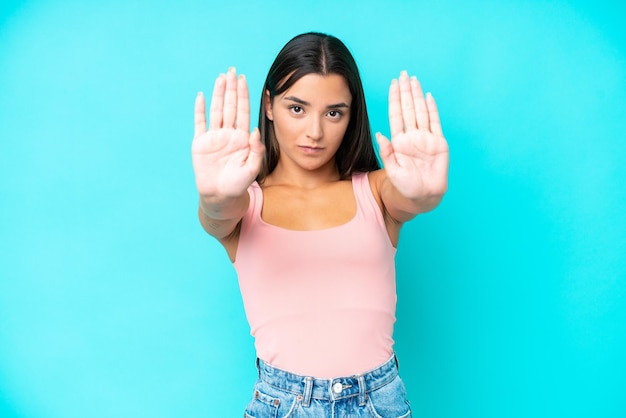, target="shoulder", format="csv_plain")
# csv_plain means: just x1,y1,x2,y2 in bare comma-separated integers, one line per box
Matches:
218,181,260,263
365,169,403,245
361,169,392,218
365,169,387,201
